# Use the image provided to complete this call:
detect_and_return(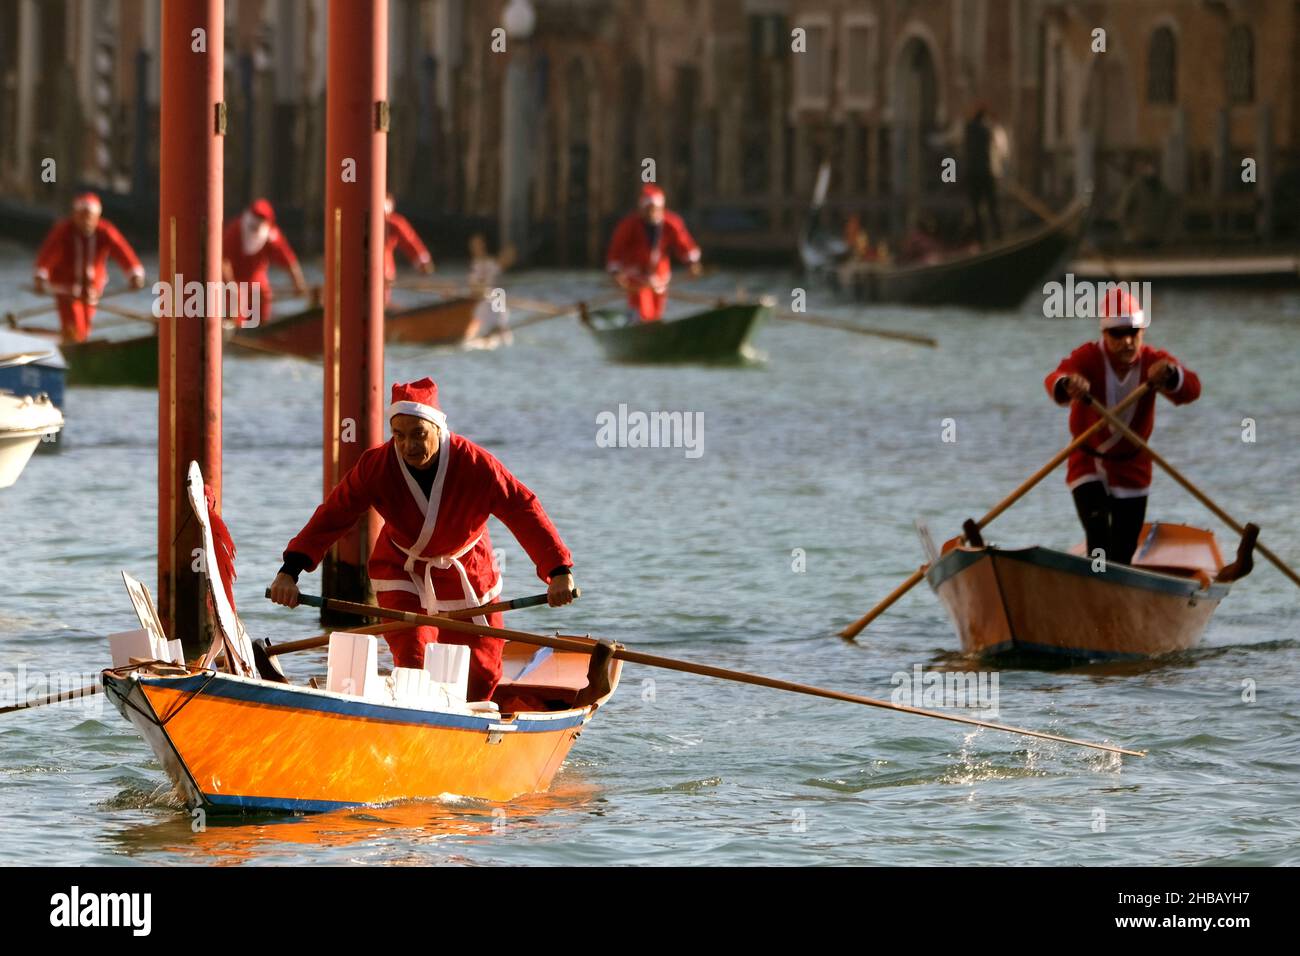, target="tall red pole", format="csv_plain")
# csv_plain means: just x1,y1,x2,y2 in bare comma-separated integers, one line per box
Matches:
321,0,387,621
158,0,223,654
